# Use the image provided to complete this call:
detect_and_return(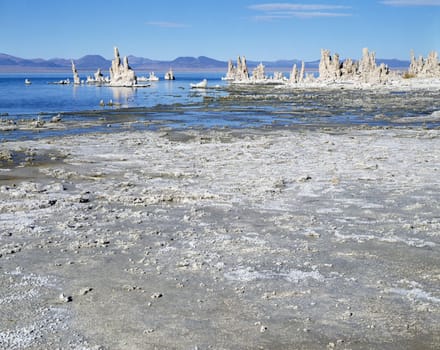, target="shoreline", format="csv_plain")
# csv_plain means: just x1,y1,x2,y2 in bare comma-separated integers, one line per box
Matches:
1,125,439,349
1,80,440,143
